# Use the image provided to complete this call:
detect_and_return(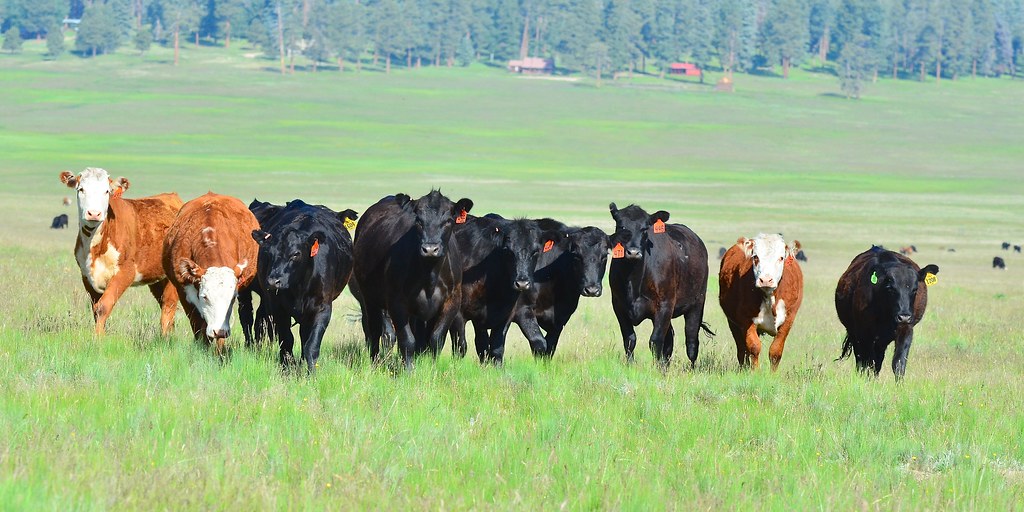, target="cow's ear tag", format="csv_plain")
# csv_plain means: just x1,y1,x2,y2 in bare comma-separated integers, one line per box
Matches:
543,240,554,253
111,188,123,198
310,239,319,258
870,272,878,285
612,243,625,259
455,210,467,224
652,219,666,234
924,273,937,286
343,218,356,231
